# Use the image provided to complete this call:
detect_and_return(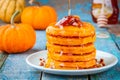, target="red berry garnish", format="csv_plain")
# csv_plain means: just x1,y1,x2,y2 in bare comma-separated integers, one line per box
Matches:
55,15,82,27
